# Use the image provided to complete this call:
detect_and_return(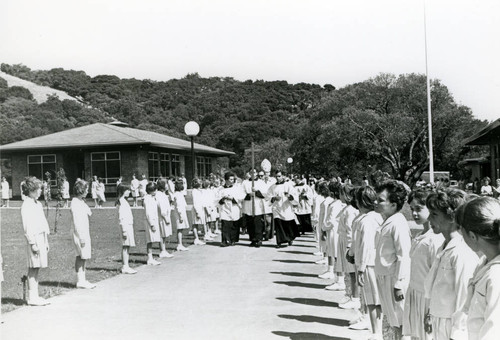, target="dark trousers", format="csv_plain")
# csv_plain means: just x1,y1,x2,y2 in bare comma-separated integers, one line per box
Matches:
221,219,241,245
245,214,264,243
296,213,312,234
274,218,297,245
263,213,273,240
